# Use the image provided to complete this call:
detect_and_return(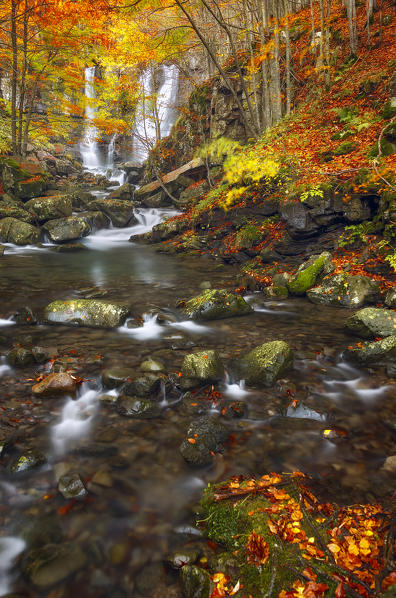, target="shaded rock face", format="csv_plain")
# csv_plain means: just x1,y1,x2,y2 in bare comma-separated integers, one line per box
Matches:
287,252,333,296
89,199,136,227
0,217,40,245
237,341,293,386
344,336,396,365
24,542,87,588
43,300,130,328
346,308,396,339
180,416,229,466
43,216,91,242
32,373,77,397
25,196,72,222
79,210,110,231
182,289,253,321
307,274,380,308
181,351,224,387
